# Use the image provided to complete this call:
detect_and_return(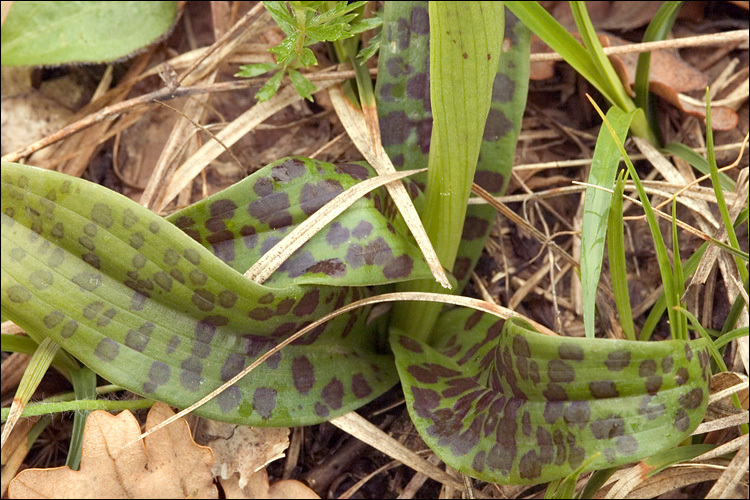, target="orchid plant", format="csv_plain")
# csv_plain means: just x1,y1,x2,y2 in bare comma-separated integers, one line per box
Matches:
1,1,720,487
